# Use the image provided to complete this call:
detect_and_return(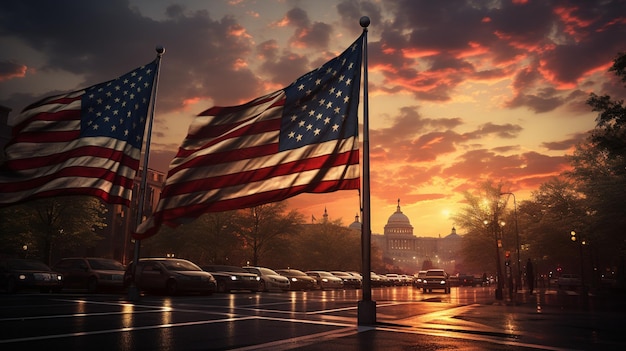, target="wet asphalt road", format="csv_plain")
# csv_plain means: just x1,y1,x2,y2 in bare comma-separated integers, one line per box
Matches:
0,286,624,350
